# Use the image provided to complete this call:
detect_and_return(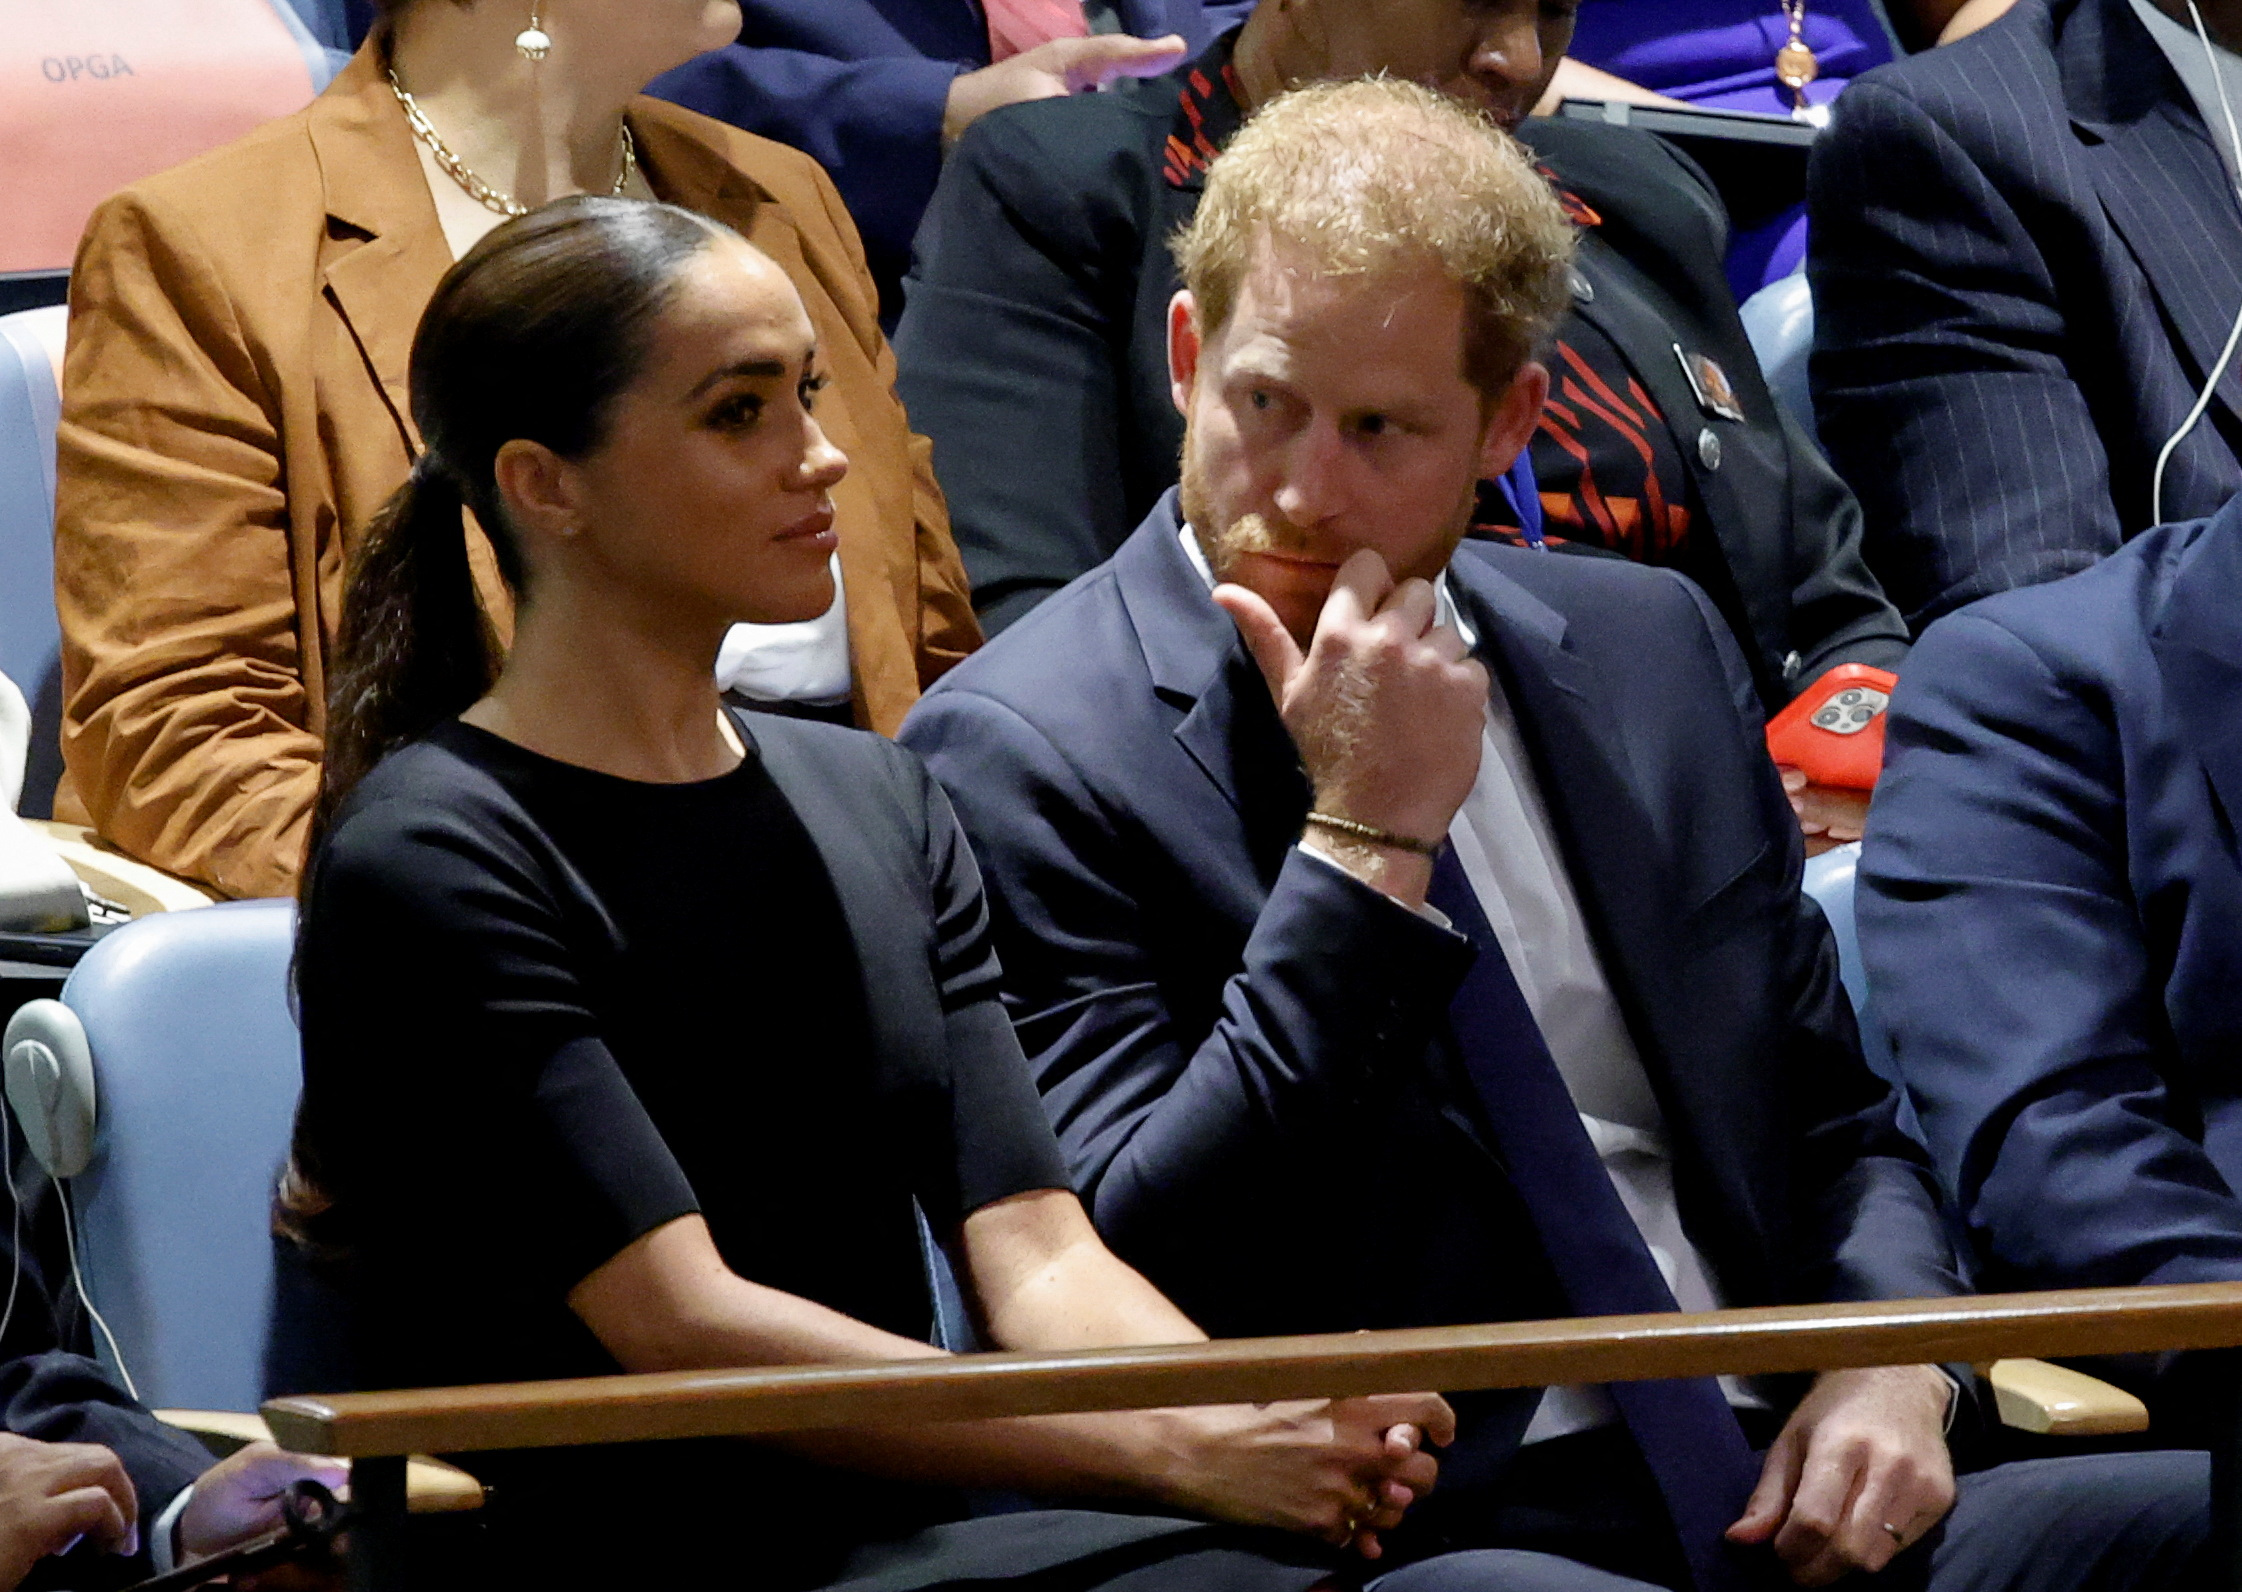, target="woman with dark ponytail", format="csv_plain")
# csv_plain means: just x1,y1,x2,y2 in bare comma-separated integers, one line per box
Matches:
283,197,1454,1592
